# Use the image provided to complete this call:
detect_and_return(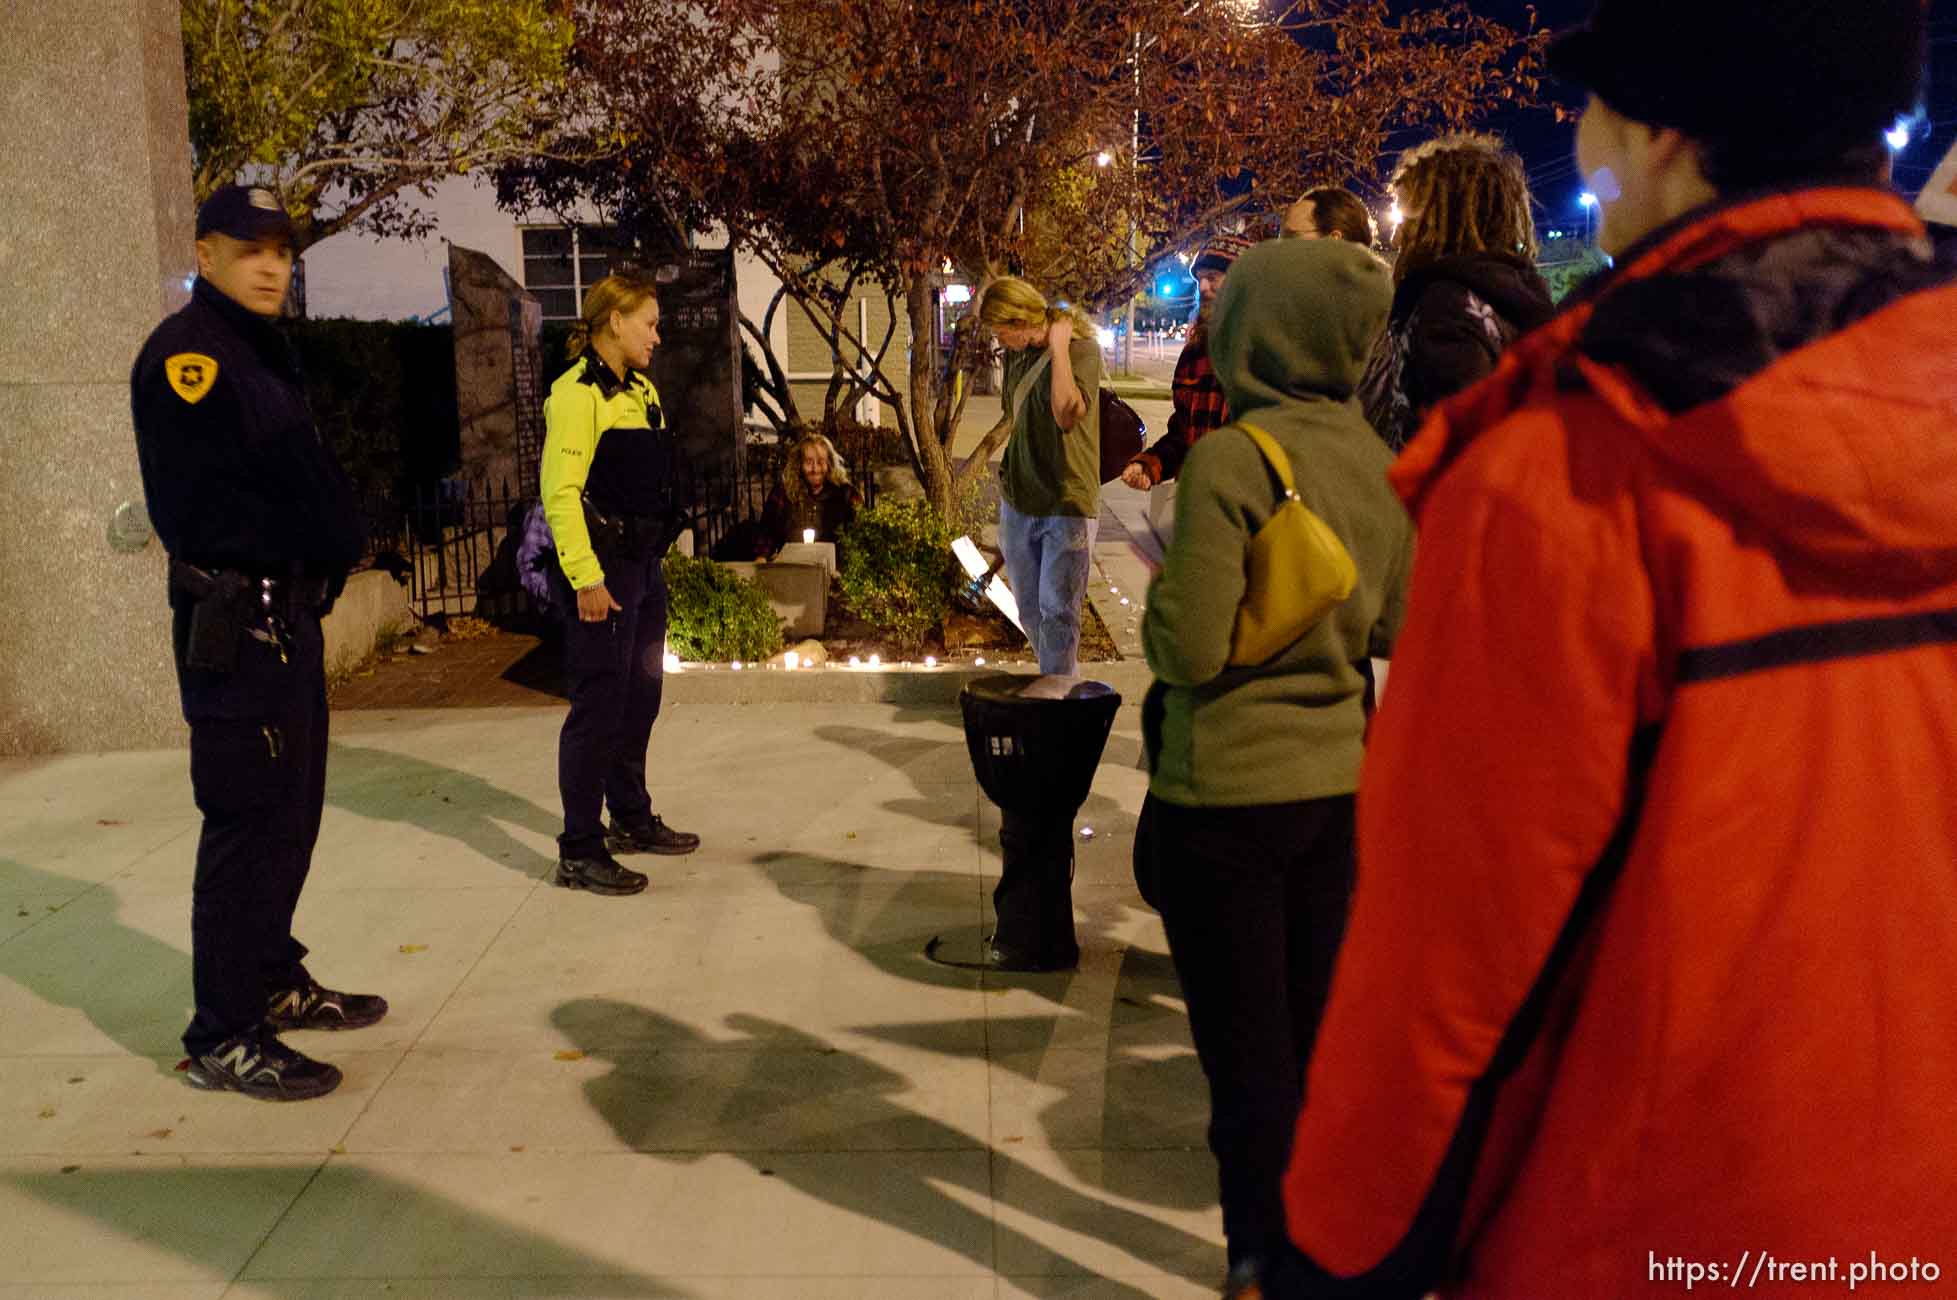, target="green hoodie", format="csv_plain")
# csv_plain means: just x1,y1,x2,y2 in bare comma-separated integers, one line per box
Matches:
1142,237,1414,807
